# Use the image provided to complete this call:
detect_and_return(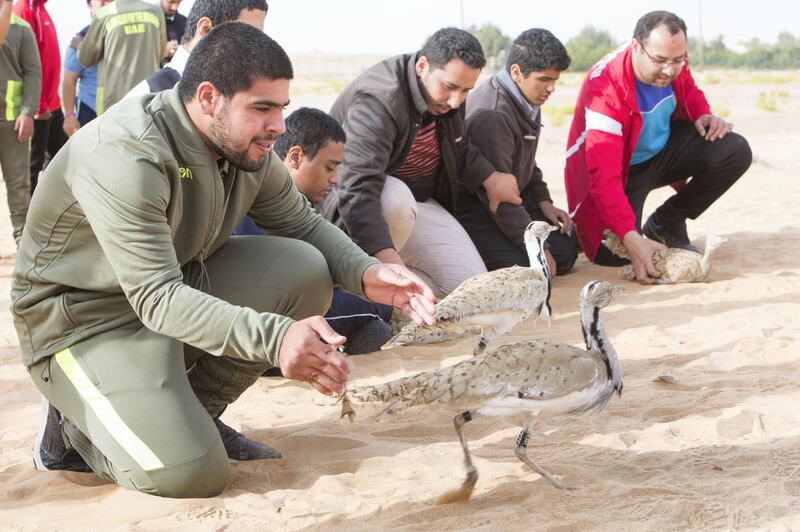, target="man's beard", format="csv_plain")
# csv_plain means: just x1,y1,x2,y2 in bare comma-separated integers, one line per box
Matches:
207,114,275,172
